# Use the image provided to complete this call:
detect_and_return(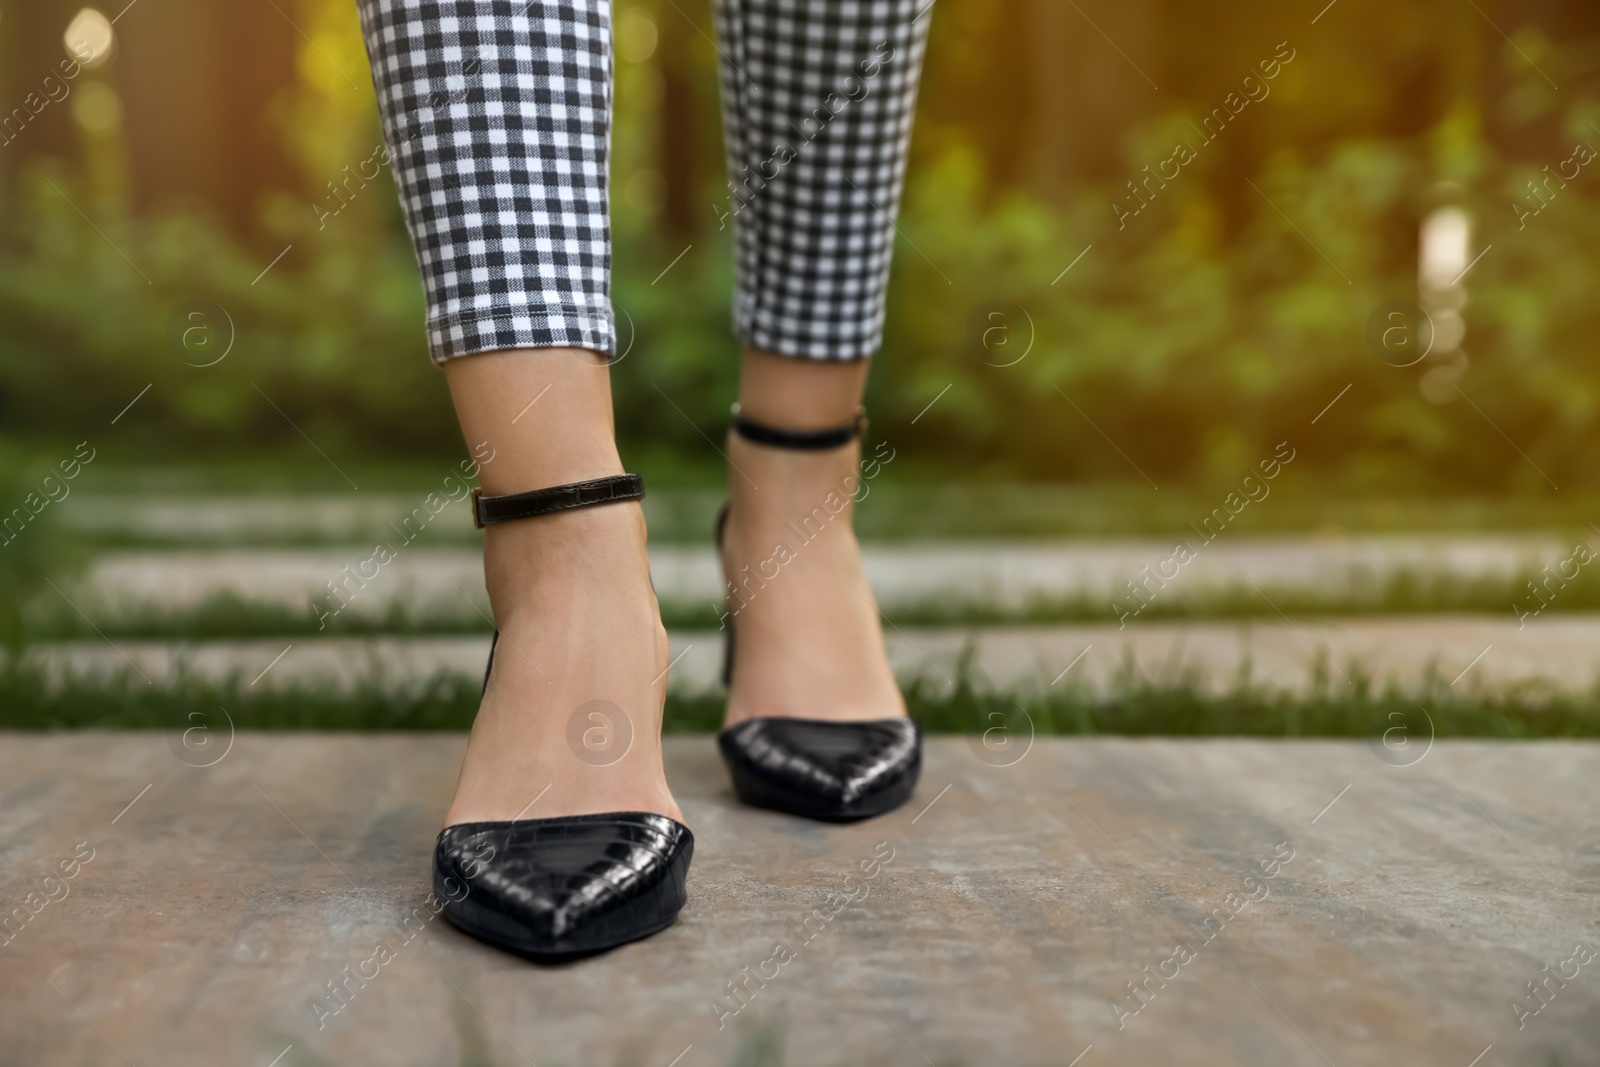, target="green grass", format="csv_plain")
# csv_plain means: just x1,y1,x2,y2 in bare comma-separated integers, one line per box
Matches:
4,660,1596,738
